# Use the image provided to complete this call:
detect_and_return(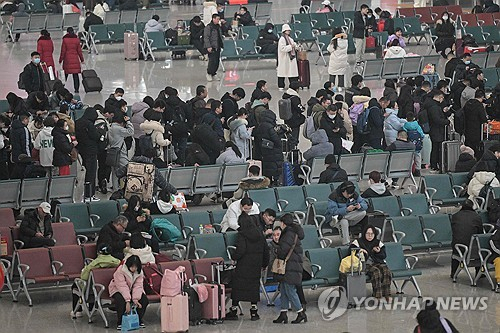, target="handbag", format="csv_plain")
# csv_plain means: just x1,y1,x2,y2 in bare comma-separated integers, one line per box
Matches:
478,177,495,199
121,307,140,331
271,235,298,275
261,138,275,149
69,147,78,162
105,143,124,167
339,250,362,274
